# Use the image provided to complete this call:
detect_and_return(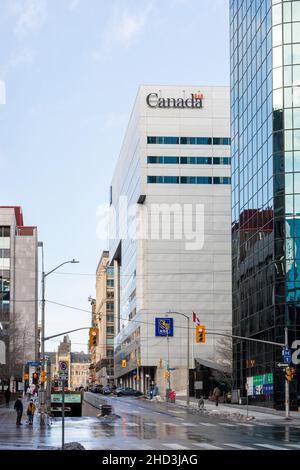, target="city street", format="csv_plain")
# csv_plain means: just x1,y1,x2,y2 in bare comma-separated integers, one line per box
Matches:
1,395,300,450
